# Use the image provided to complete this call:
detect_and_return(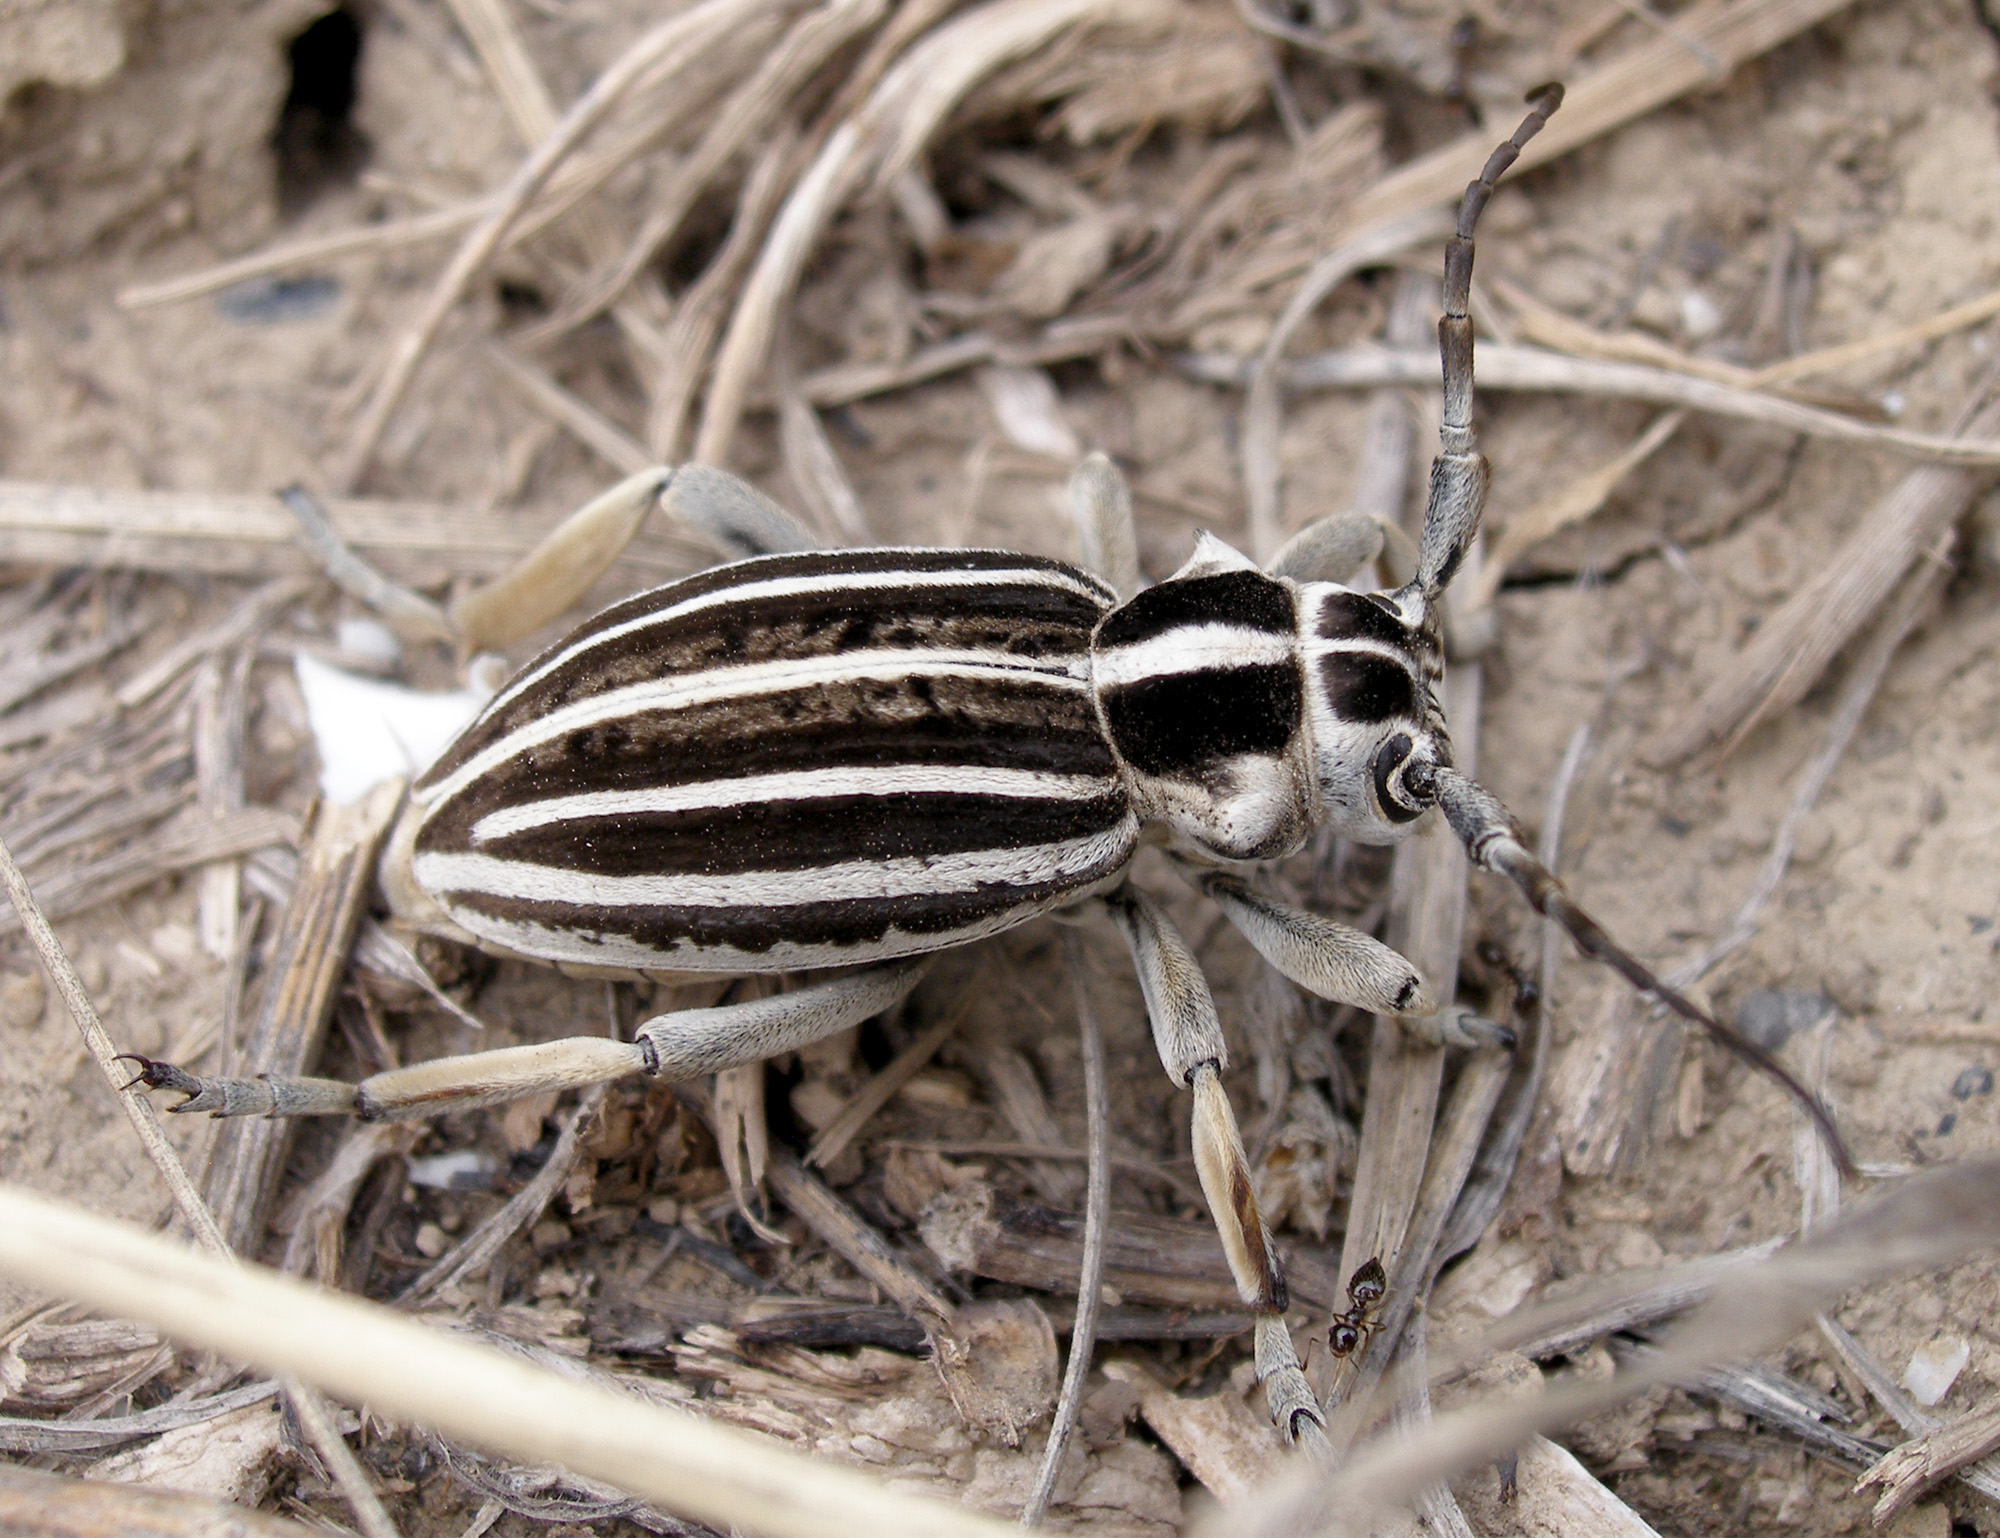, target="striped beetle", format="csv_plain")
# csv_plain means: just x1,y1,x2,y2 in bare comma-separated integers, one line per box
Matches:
134,87,1846,1444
